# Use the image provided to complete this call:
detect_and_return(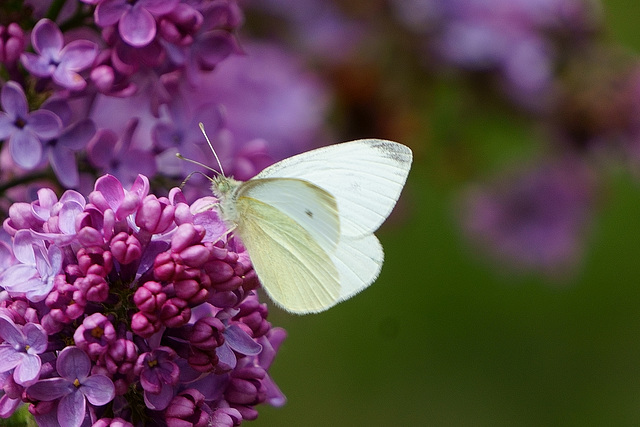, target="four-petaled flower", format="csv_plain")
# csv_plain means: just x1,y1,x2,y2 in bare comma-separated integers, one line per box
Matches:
26,346,115,427
0,81,62,169
21,19,98,91
0,315,47,386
